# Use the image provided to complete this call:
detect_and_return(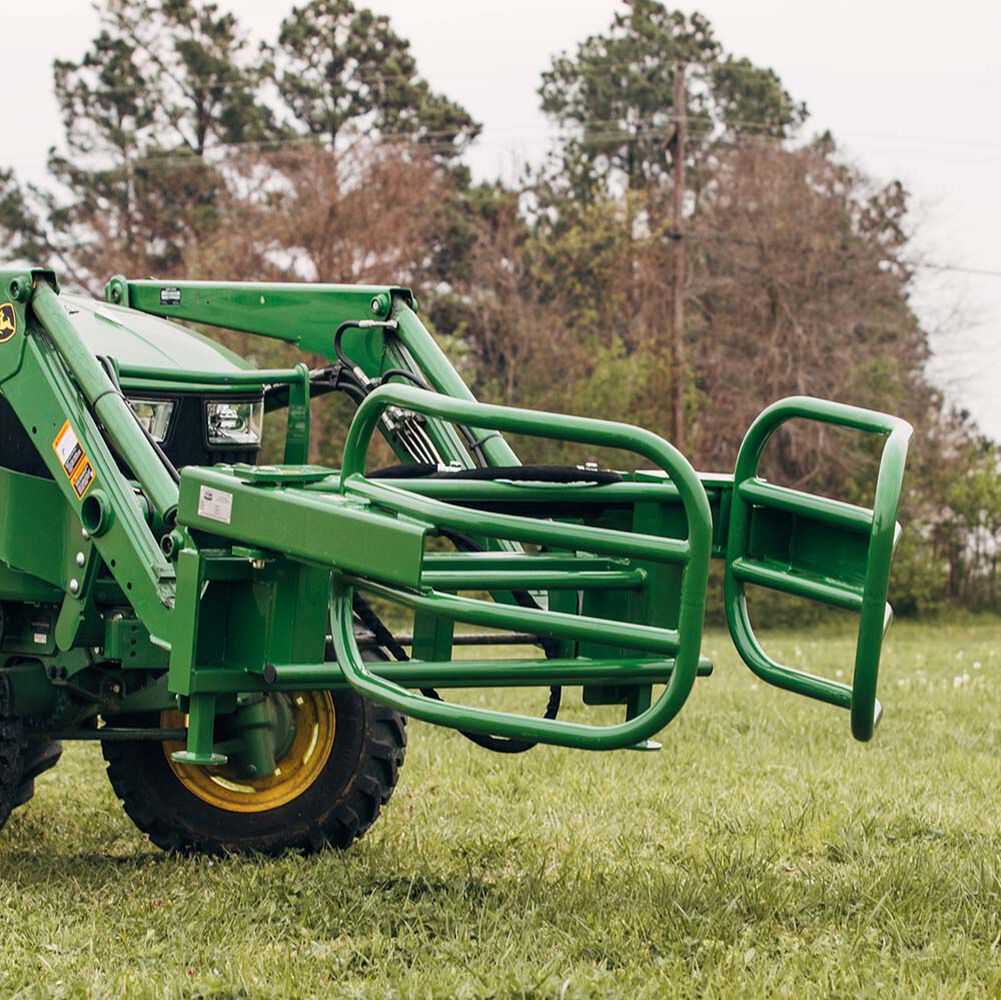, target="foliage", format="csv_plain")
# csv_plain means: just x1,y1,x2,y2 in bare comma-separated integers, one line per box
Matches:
47,0,272,284
0,169,48,262
0,0,995,613
538,0,806,197
272,0,480,158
